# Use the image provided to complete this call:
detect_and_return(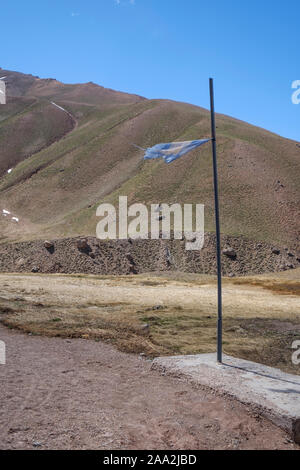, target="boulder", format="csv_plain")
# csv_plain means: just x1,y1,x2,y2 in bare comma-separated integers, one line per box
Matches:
77,238,91,253
44,240,54,249
129,264,138,275
223,247,237,259
272,248,280,255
